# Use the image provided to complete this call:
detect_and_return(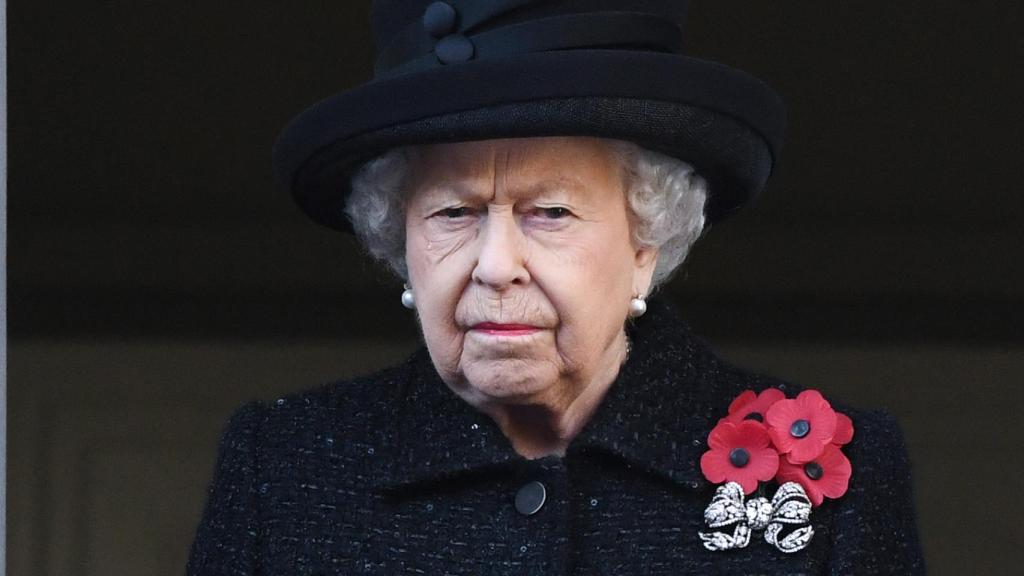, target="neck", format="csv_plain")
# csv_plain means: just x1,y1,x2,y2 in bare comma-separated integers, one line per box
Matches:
482,330,630,459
